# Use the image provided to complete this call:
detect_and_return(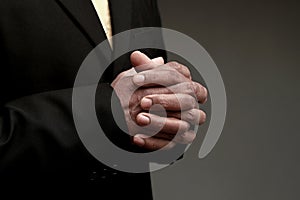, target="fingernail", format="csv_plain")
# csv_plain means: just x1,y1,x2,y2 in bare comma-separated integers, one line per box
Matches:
141,98,152,109
133,74,145,85
133,136,145,147
134,50,142,55
152,57,164,64
137,114,150,125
